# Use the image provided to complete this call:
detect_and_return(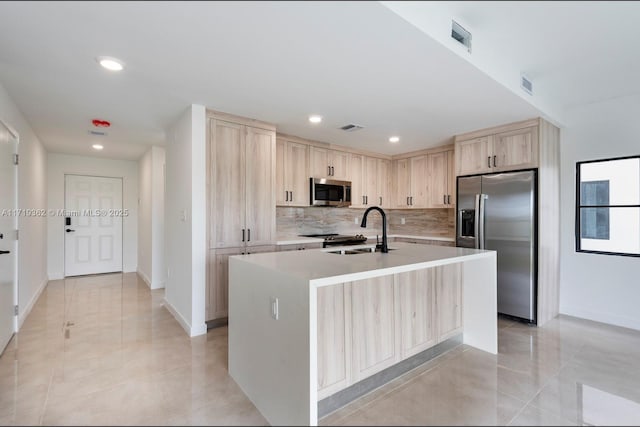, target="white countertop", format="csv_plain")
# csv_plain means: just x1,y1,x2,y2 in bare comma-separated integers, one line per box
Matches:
232,242,493,287
276,234,454,245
